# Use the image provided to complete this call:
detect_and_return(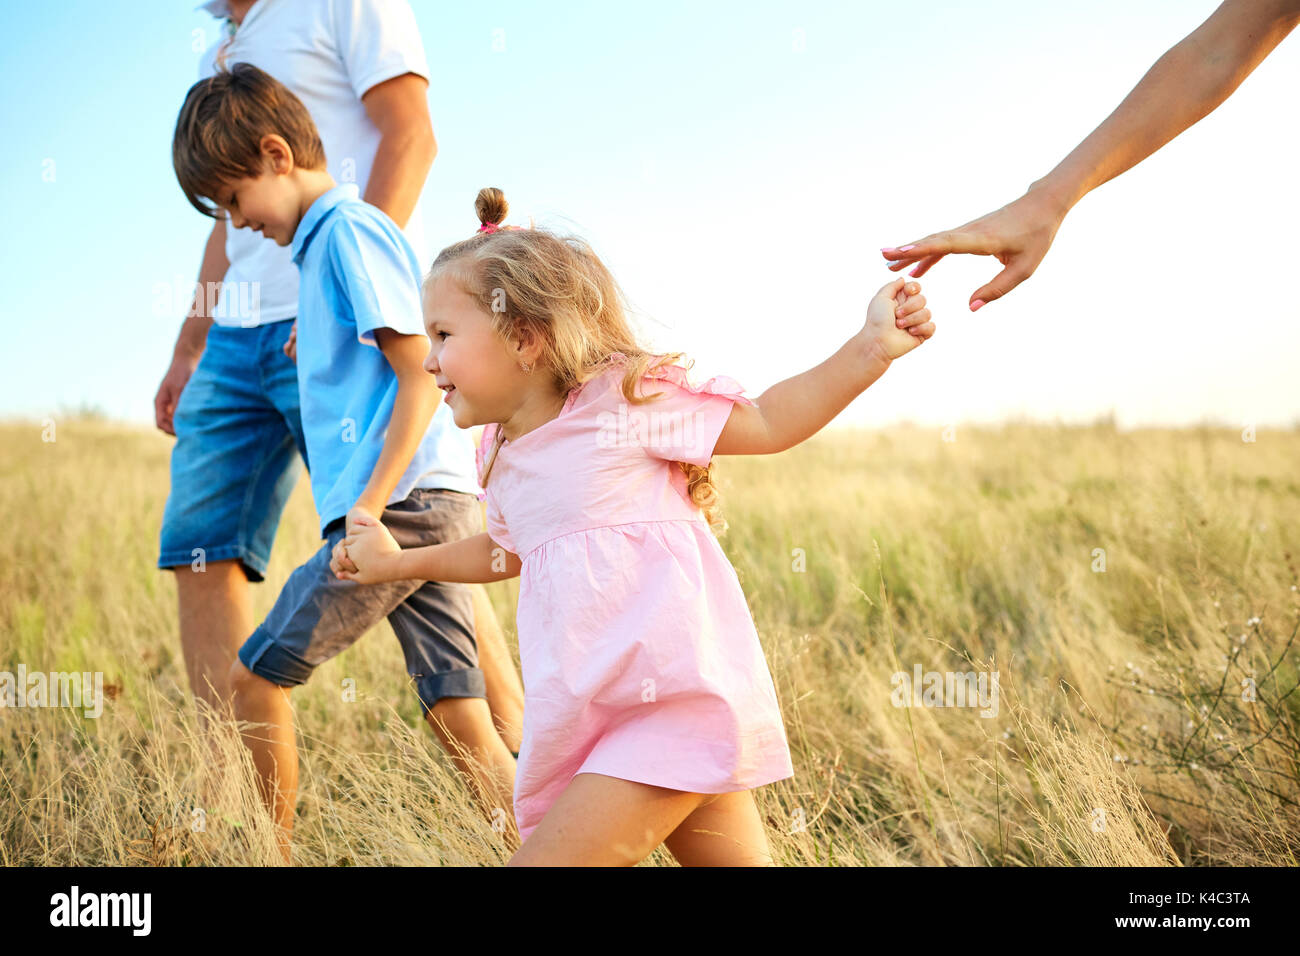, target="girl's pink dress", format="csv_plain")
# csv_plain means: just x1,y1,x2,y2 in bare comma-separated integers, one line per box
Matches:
476,354,794,842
